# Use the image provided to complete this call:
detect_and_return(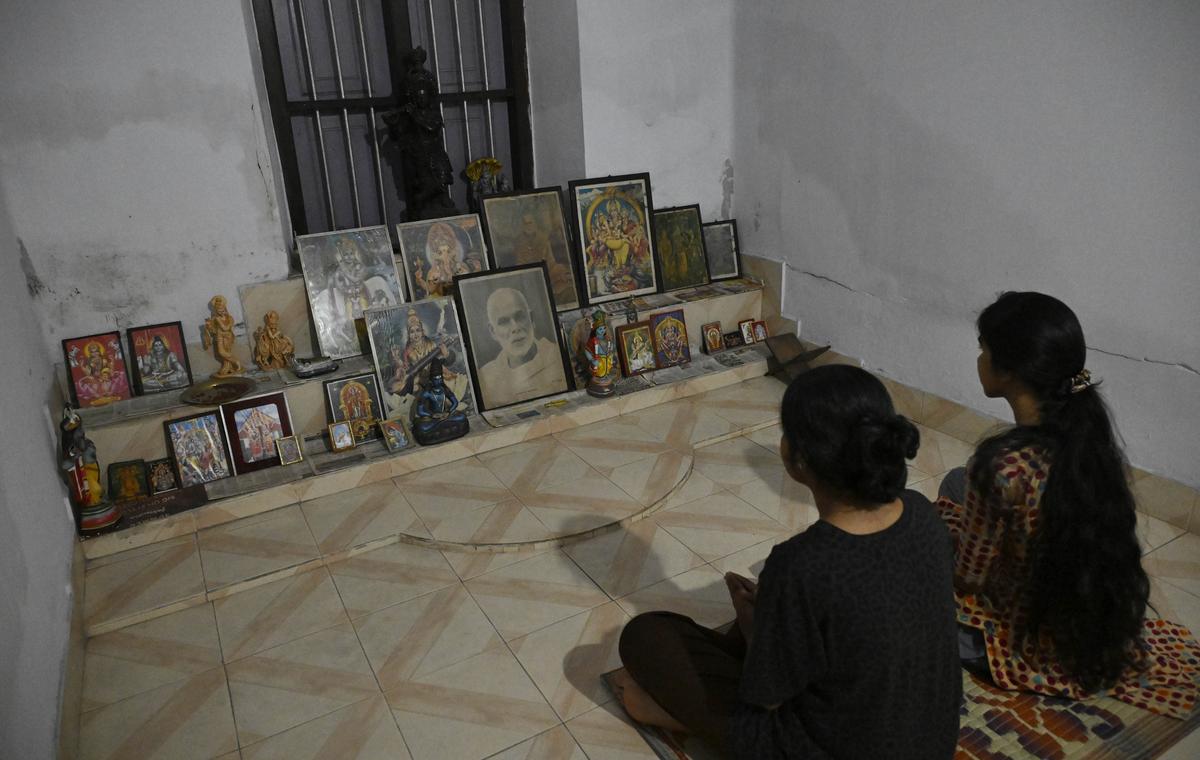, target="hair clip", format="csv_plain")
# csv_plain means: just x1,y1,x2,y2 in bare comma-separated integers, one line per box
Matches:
1069,369,1095,394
